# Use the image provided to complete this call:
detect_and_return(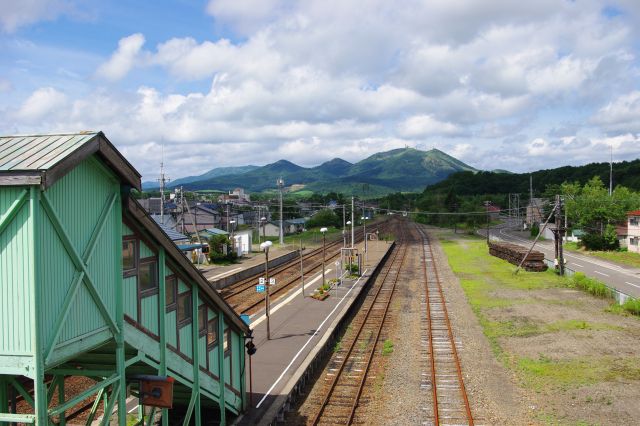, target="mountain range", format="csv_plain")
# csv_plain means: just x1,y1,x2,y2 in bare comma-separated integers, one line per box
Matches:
142,147,478,196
